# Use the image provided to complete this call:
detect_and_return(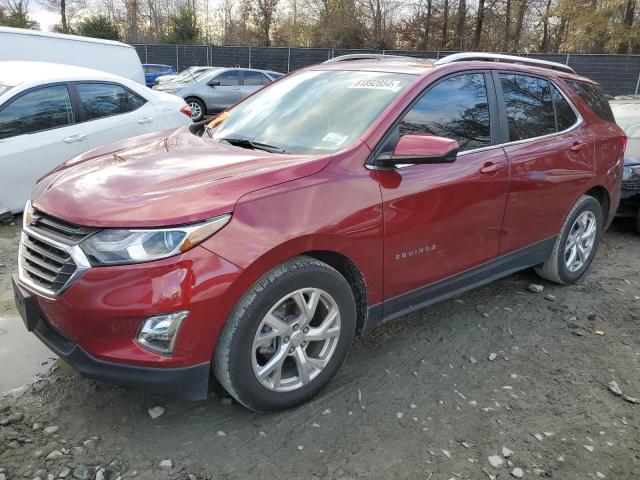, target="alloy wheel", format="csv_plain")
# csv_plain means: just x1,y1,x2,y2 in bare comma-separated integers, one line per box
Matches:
251,288,341,392
189,102,202,120
564,210,597,272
